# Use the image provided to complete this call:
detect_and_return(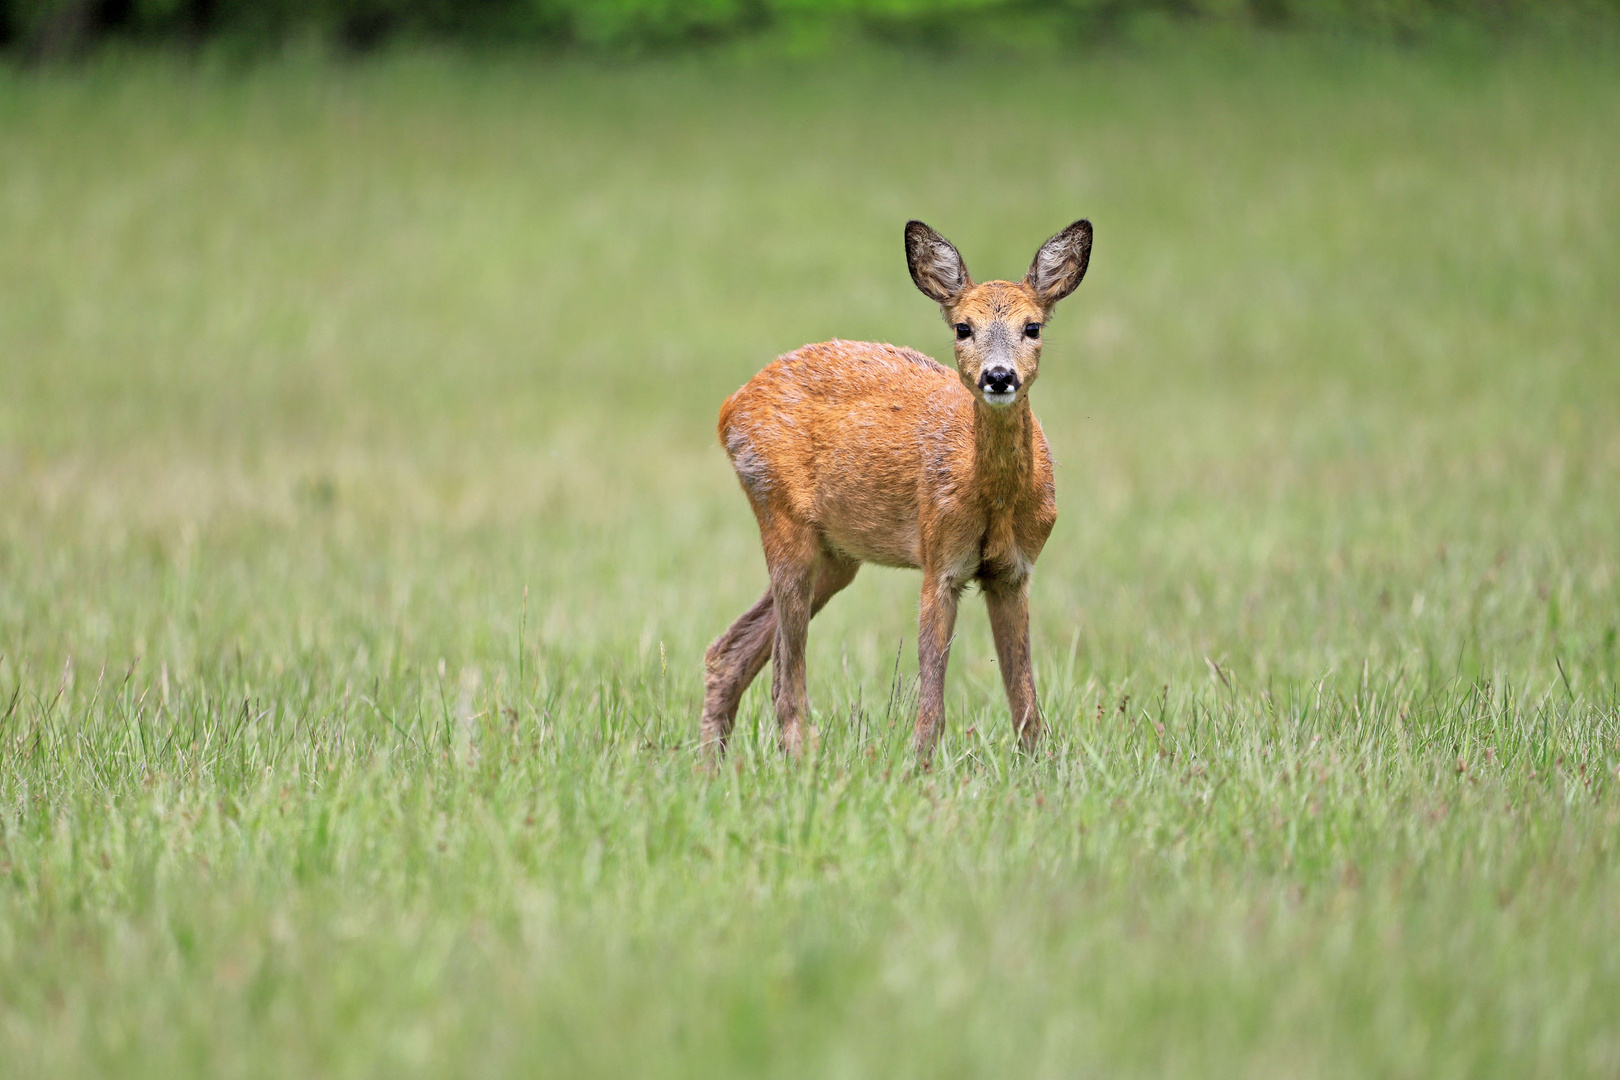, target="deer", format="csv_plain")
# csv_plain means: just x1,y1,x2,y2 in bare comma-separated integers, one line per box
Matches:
700,219,1093,763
